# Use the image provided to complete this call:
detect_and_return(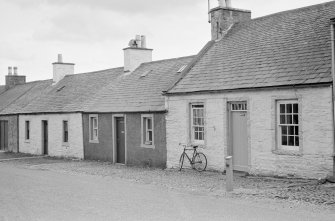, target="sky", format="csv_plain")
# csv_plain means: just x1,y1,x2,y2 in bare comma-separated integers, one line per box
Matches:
0,0,332,84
